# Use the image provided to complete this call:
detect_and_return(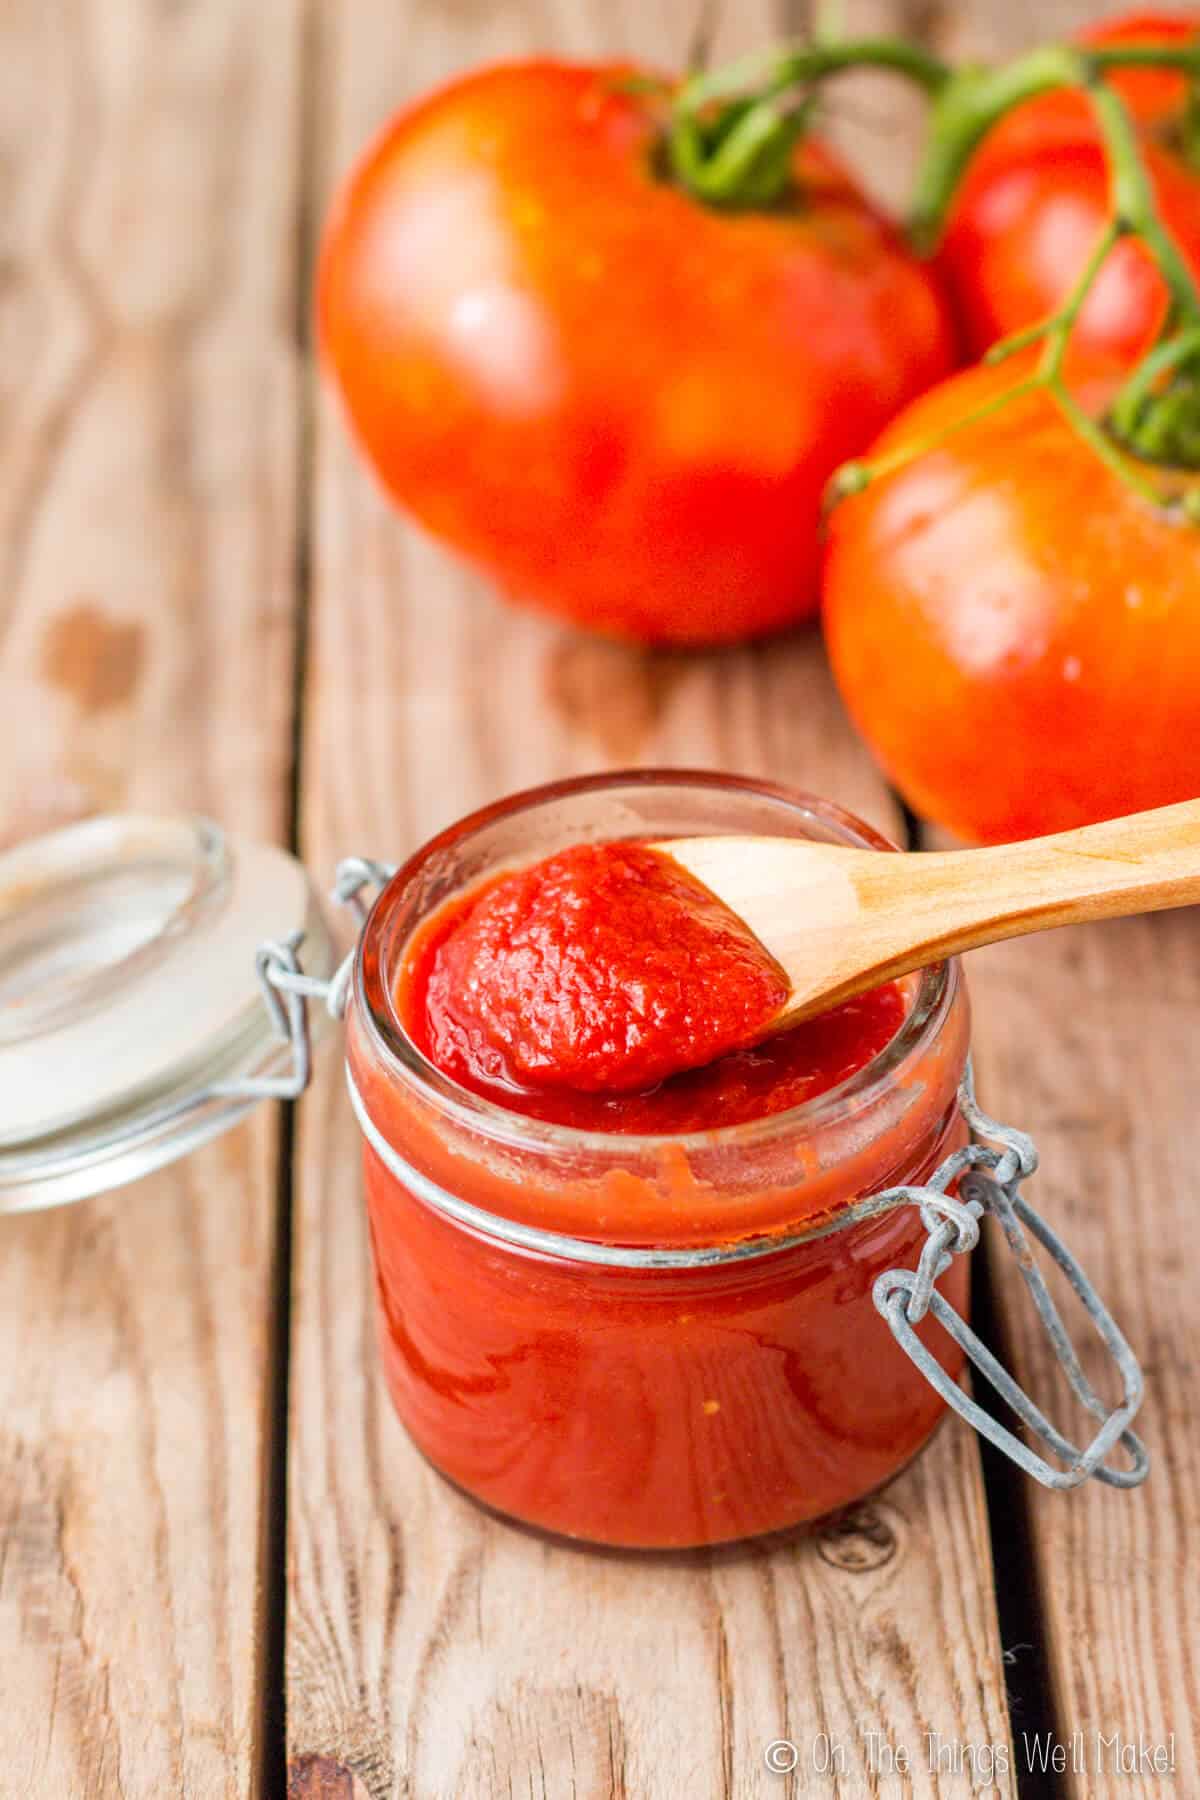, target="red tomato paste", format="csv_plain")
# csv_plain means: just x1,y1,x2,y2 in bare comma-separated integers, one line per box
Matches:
404,840,905,1126
414,841,788,1094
